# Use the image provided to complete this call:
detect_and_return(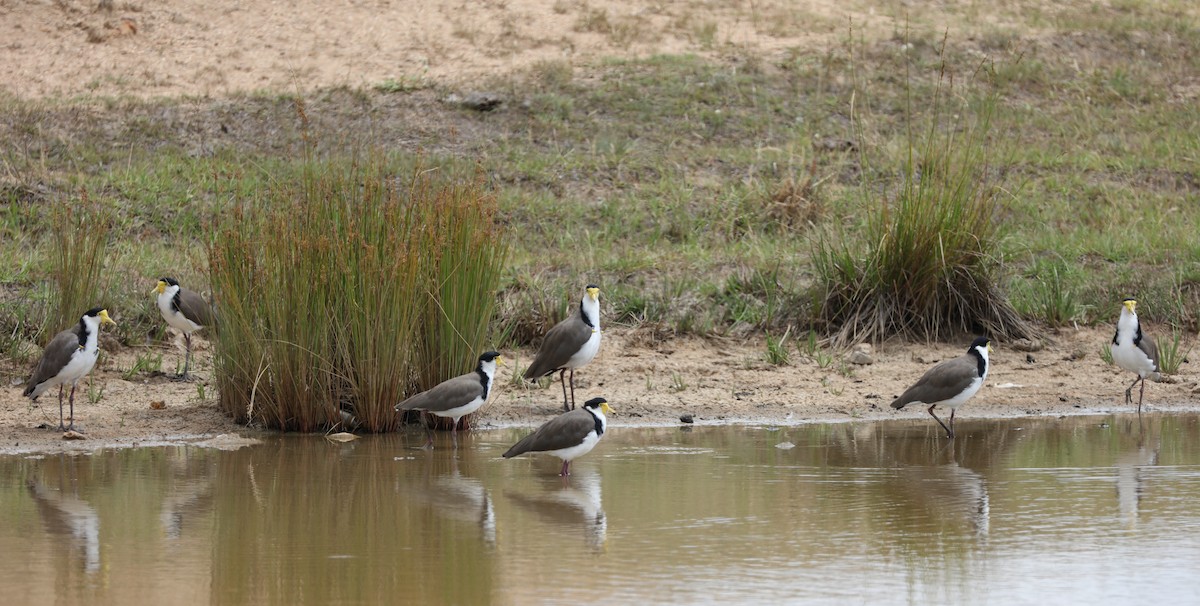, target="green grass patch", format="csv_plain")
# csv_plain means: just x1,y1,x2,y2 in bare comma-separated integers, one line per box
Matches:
208,147,504,432
812,48,1034,345
1,1,1199,360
